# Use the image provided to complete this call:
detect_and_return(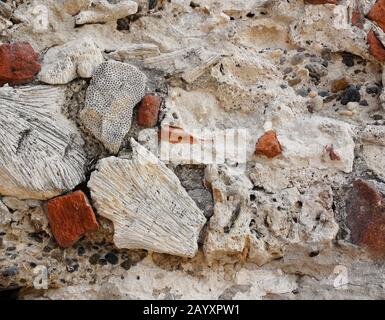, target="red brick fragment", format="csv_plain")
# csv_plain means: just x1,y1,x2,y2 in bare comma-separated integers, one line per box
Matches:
255,130,282,159
351,9,364,29
47,191,99,248
304,0,339,4
367,0,385,33
367,30,385,62
0,42,41,86
346,179,385,258
137,95,161,128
